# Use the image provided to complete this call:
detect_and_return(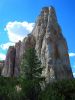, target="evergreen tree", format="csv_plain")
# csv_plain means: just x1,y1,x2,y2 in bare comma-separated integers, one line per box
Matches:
20,47,44,81
20,48,45,100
